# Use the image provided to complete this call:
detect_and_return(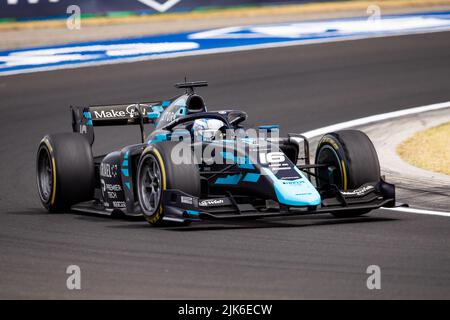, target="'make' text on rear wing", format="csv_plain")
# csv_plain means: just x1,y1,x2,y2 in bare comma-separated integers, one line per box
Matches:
71,101,169,145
